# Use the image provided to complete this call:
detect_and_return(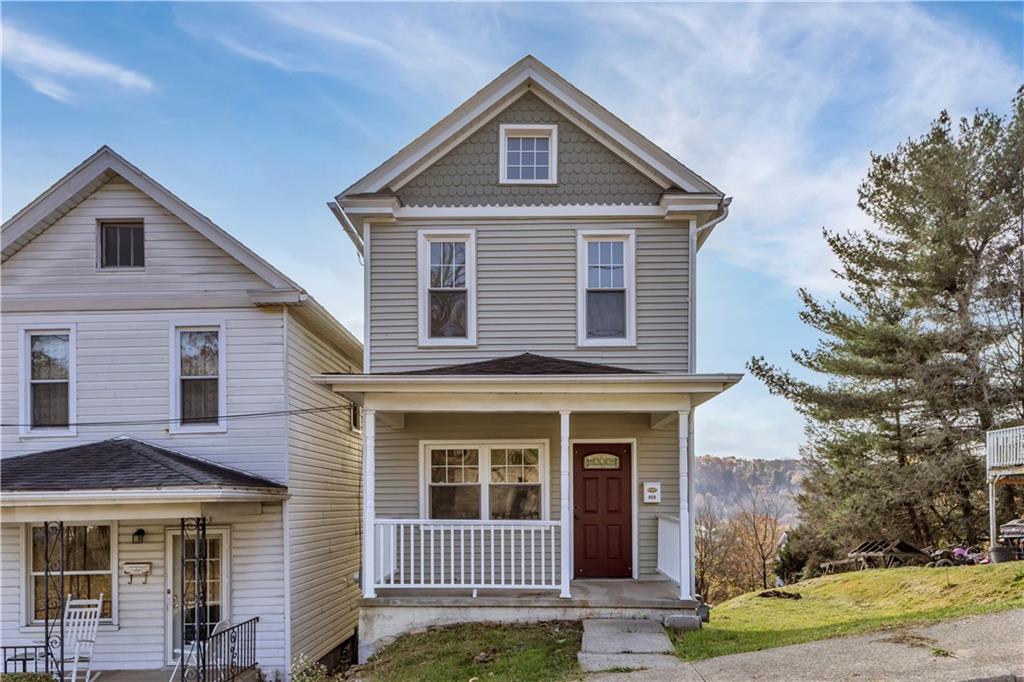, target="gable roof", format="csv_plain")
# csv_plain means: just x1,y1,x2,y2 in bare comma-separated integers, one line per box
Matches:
339,56,723,200
2,146,363,365
0,437,286,492
394,352,648,376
